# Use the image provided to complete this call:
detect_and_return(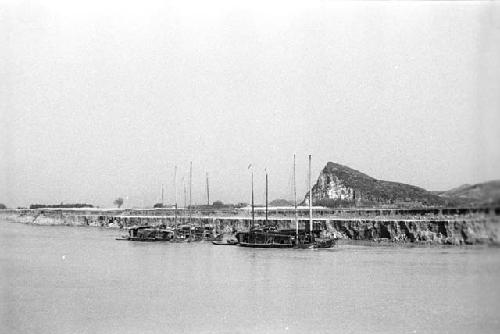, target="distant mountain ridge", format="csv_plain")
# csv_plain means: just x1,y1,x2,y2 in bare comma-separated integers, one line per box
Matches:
304,162,445,207
436,180,500,205
269,199,294,206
